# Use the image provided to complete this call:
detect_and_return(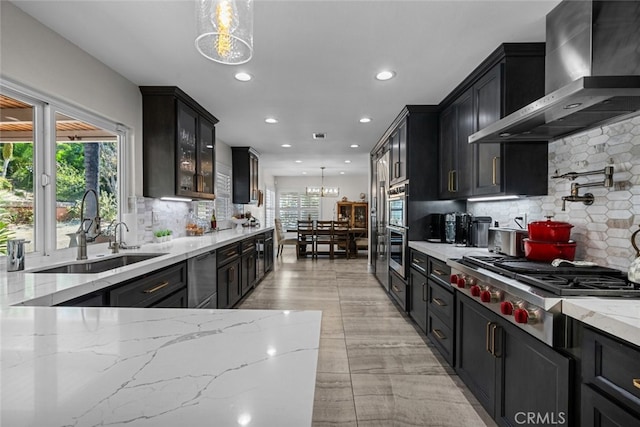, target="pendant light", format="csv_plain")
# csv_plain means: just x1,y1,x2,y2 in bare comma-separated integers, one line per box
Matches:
306,167,340,197
195,0,253,65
